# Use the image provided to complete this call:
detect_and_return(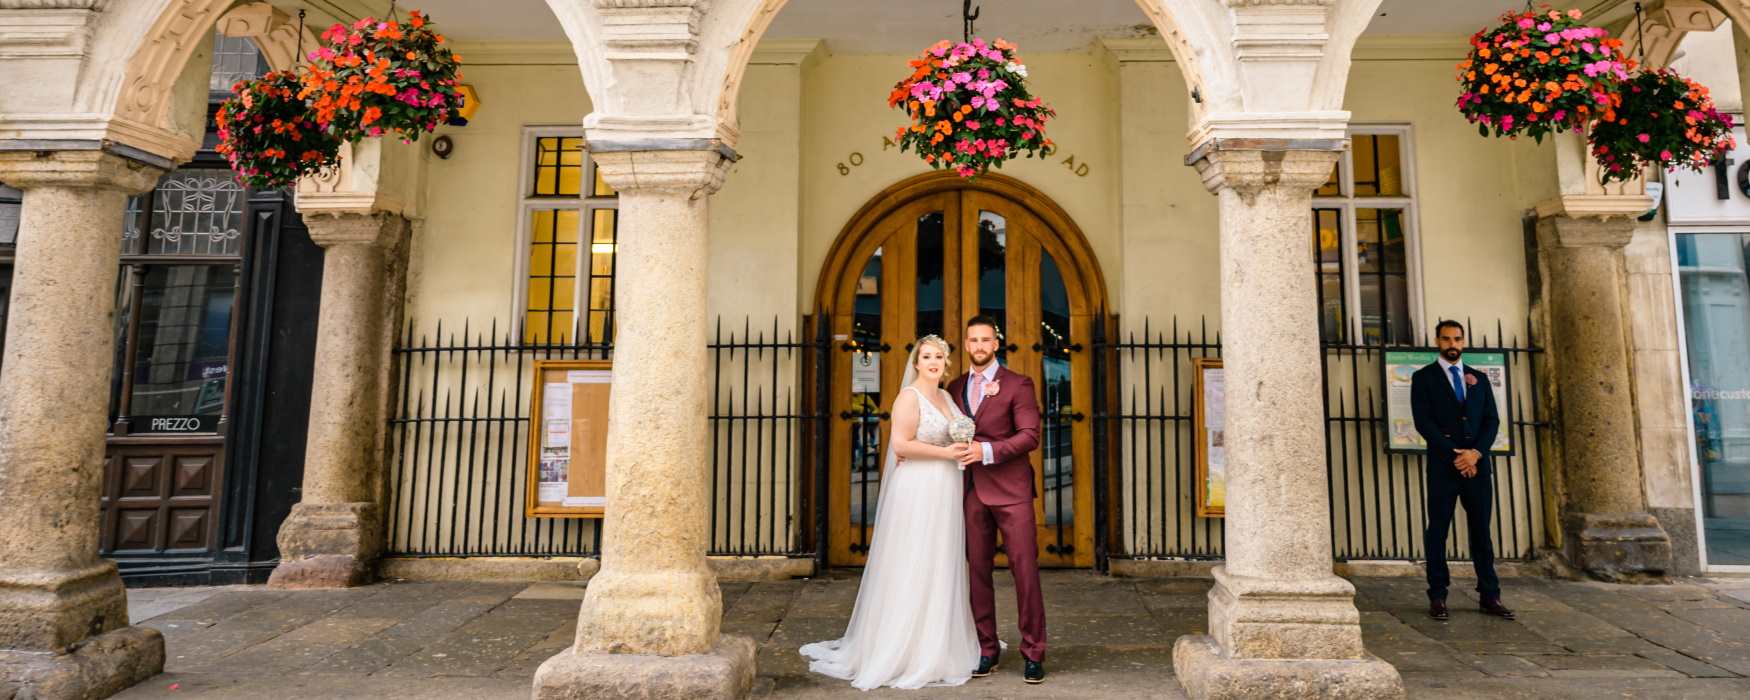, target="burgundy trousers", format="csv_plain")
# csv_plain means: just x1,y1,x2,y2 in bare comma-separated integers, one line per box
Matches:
965,492,1047,662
